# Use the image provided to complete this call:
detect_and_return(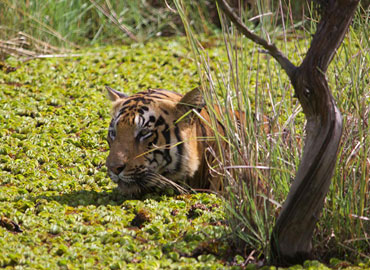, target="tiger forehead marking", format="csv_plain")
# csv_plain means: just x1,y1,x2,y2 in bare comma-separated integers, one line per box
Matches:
105,87,216,197
108,90,179,141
